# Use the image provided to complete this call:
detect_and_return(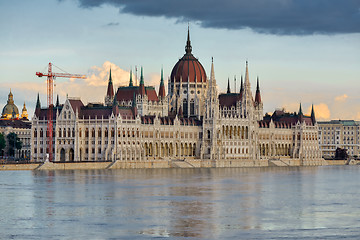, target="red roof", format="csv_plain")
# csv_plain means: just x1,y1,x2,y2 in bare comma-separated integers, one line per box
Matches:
219,93,241,108
170,54,207,83
115,86,159,102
